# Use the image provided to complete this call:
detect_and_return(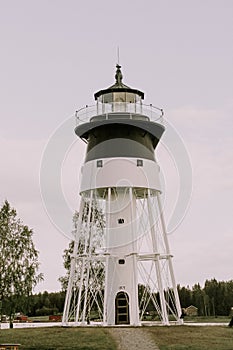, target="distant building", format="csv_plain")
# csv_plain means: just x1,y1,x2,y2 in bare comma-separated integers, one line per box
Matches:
185,305,198,316
14,313,28,322
49,315,62,321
